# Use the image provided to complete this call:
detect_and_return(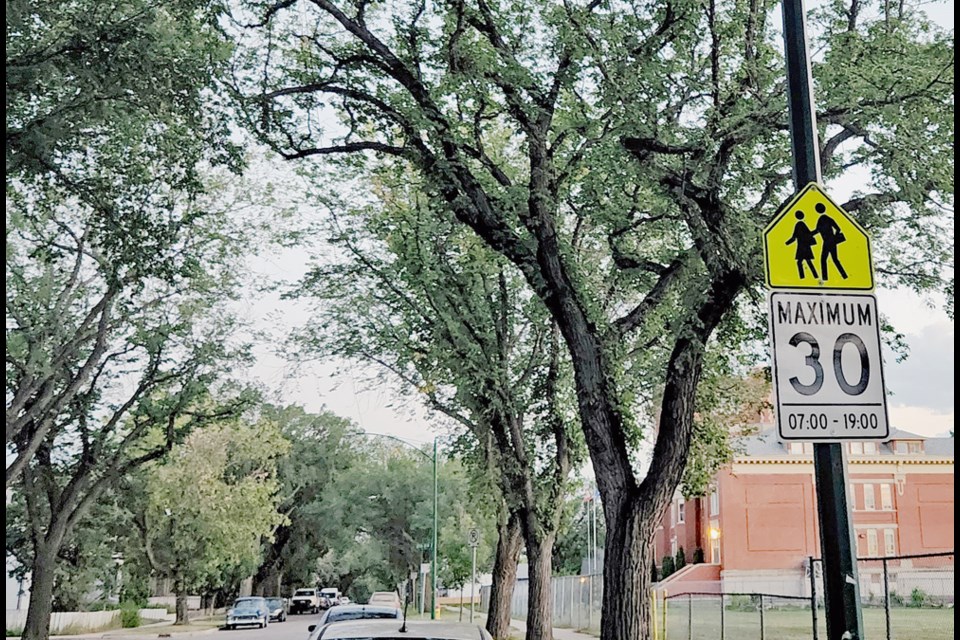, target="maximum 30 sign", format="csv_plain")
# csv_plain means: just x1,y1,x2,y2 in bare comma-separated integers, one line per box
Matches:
768,291,890,441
